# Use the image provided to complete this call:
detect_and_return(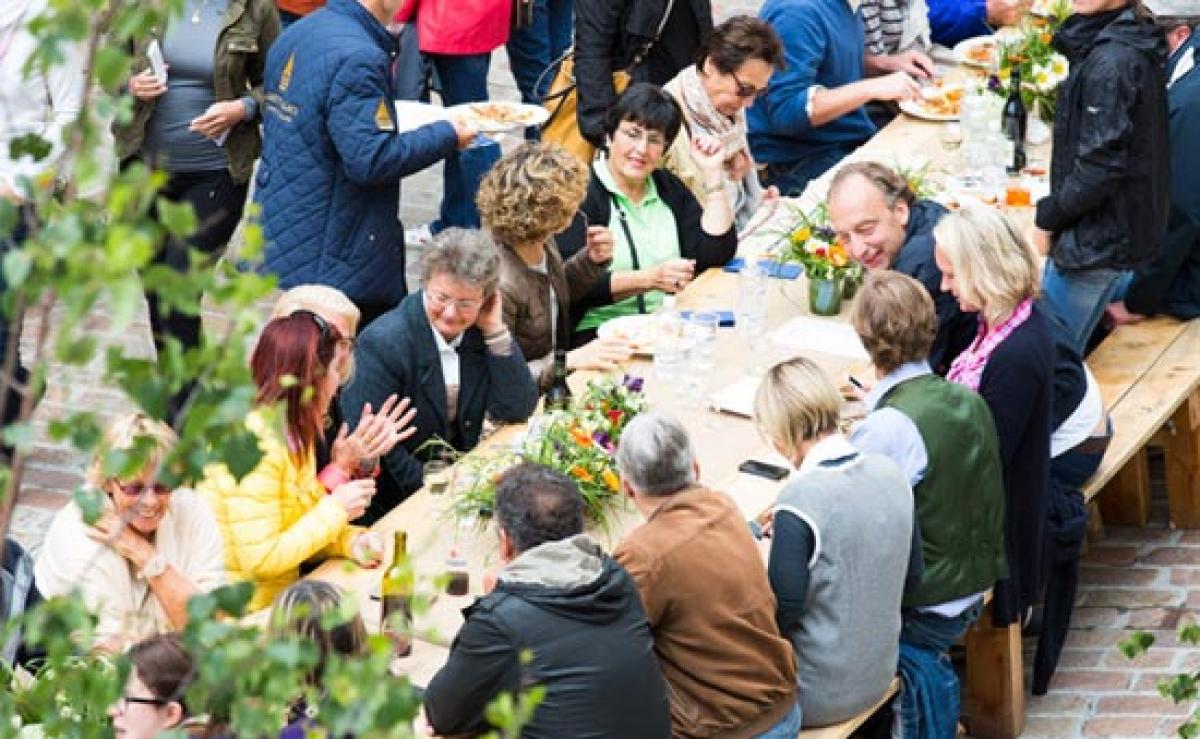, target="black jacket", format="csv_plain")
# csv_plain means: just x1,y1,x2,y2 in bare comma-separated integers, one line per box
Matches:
1124,33,1200,319
892,199,976,374
574,0,713,146
1036,8,1169,272
424,538,672,738
339,293,539,524
558,165,738,339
